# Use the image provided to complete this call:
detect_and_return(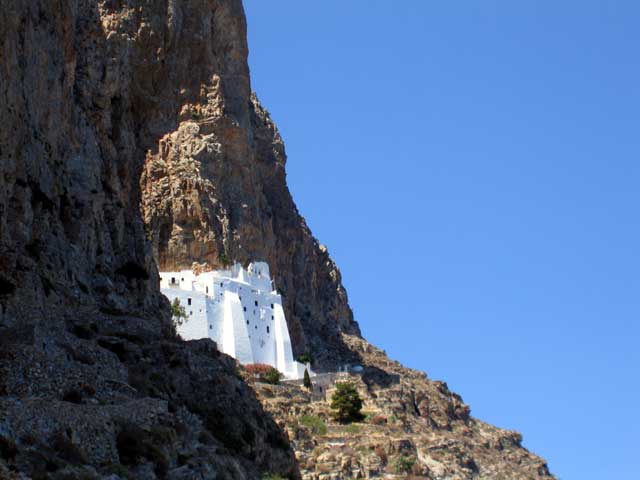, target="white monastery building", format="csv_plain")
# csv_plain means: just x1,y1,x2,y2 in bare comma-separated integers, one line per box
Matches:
159,262,312,380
